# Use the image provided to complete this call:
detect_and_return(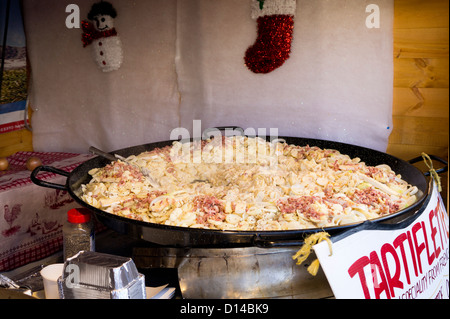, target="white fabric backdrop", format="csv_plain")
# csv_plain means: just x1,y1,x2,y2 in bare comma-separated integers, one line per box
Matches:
23,0,393,153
